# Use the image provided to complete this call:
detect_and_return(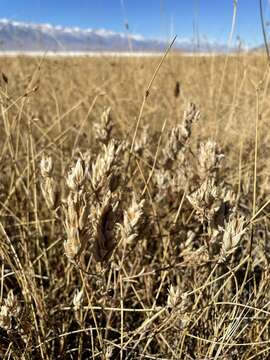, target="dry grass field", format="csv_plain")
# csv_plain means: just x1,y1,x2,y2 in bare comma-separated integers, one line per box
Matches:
0,53,270,359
